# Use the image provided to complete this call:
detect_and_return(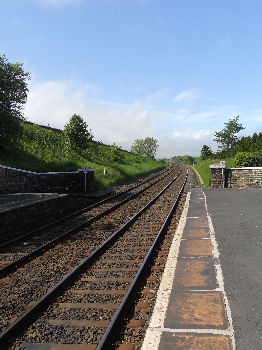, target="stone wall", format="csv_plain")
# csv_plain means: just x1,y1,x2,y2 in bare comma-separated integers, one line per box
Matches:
210,167,262,188
0,165,94,193
0,194,97,242
210,168,224,188
229,168,262,188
